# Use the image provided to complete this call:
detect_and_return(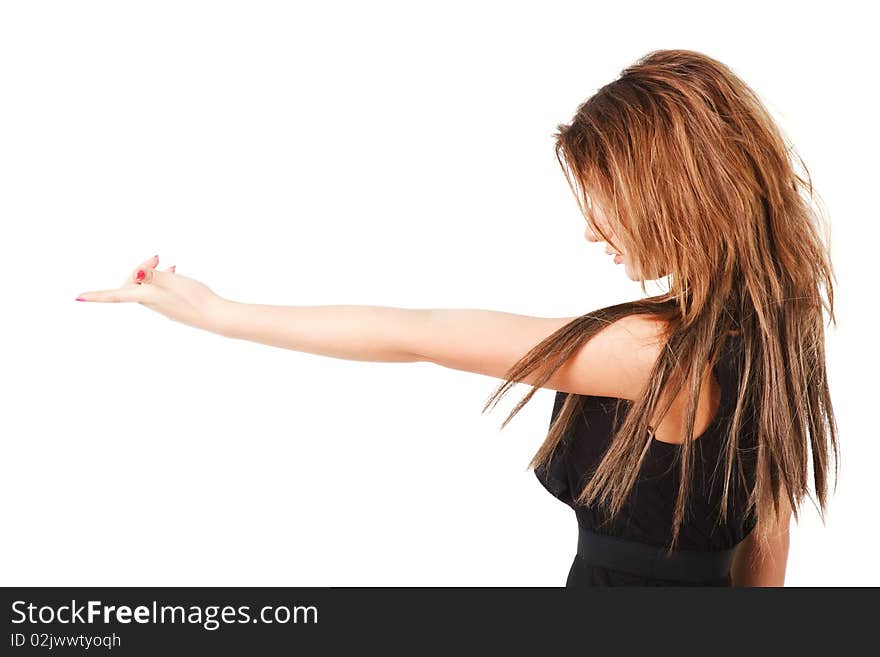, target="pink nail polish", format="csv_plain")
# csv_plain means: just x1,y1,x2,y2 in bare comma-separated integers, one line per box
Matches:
75,297,86,301
136,270,145,281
